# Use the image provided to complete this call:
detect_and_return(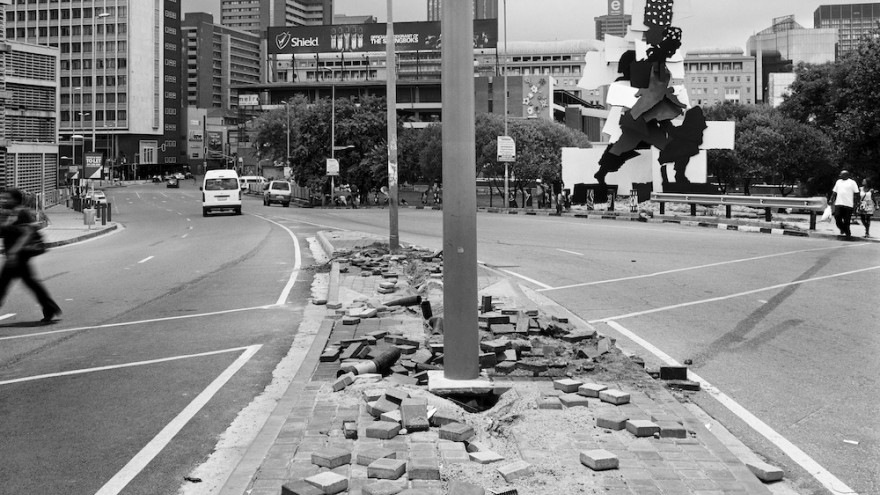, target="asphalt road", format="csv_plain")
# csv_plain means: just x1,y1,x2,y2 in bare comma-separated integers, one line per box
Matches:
0,183,319,494
270,205,878,495
3,186,876,495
